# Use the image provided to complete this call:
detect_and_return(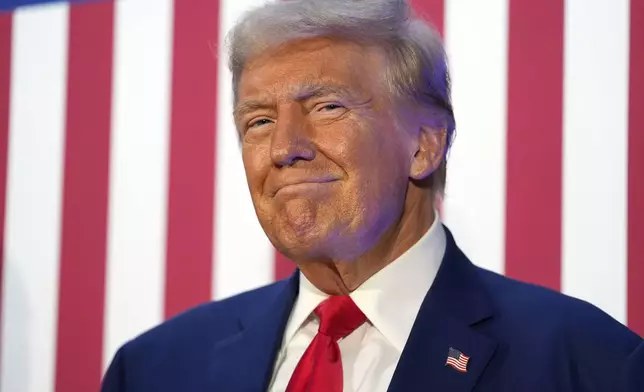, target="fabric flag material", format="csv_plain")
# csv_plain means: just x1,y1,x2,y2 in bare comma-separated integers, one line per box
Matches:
0,0,642,391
